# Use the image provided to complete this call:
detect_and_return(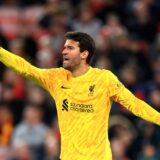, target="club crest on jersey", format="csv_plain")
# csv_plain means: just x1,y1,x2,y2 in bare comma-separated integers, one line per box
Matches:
88,84,95,96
